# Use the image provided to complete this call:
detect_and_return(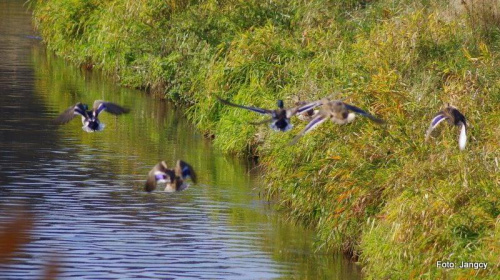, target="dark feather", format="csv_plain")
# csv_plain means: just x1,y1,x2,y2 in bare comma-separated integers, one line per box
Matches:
176,160,197,183
216,96,272,115
144,174,157,192
93,100,130,116
53,103,86,124
289,114,327,145
344,104,385,124
294,101,322,115
272,118,292,131
448,108,467,127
